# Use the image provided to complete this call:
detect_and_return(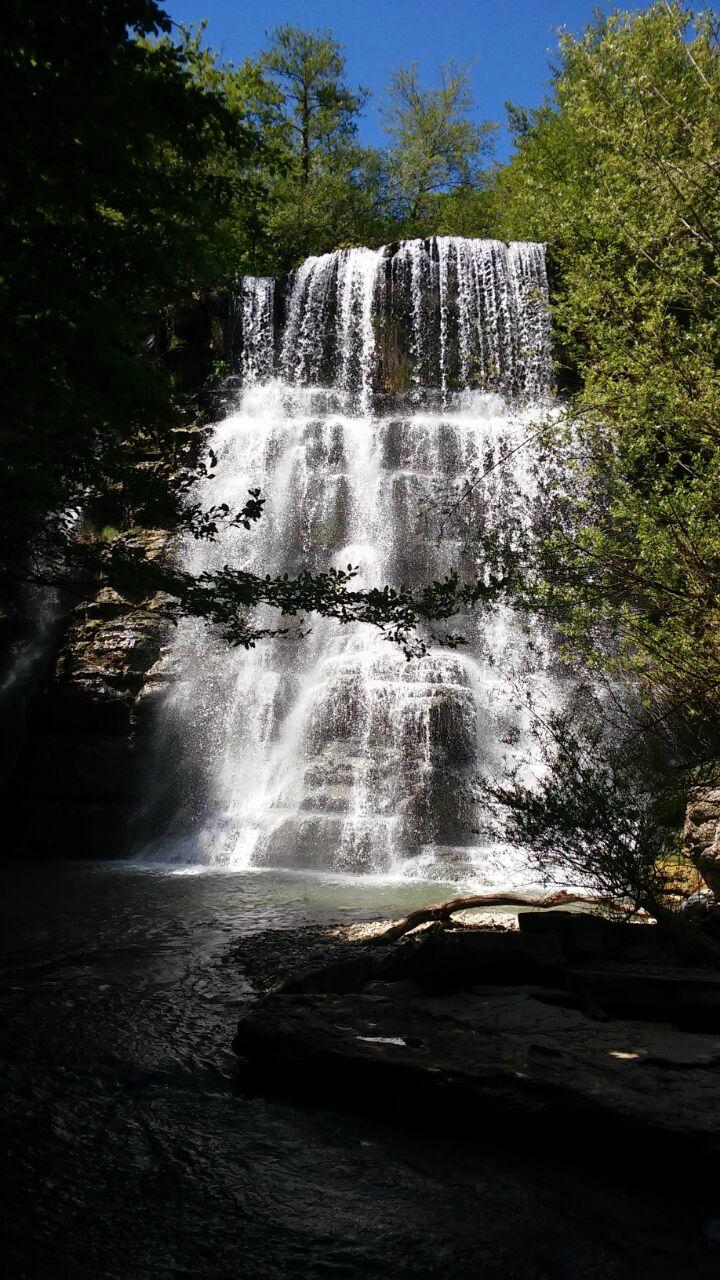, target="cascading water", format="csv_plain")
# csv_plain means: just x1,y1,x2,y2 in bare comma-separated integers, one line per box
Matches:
229,276,275,385
141,238,560,885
